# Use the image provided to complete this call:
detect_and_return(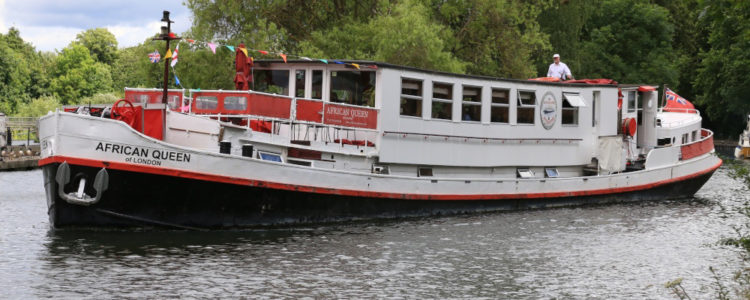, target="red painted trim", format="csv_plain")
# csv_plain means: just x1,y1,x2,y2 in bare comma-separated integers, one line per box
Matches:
38,155,722,201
